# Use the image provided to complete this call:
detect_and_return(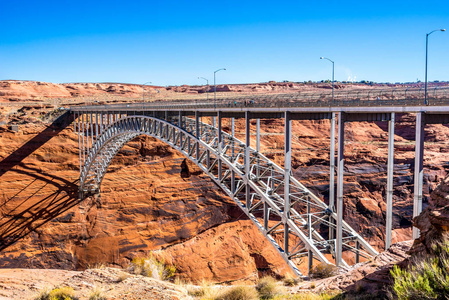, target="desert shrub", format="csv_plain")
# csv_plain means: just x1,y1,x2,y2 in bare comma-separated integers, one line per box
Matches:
35,286,78,300
35,288,51,300
272,291,341,299
256,276,286,299
391,238,449,300
87,262,107,269
88,287,107,300
130,254,176,280
309,263,337,279
215,285,259,300
283,273,301,286
186,280,221,299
